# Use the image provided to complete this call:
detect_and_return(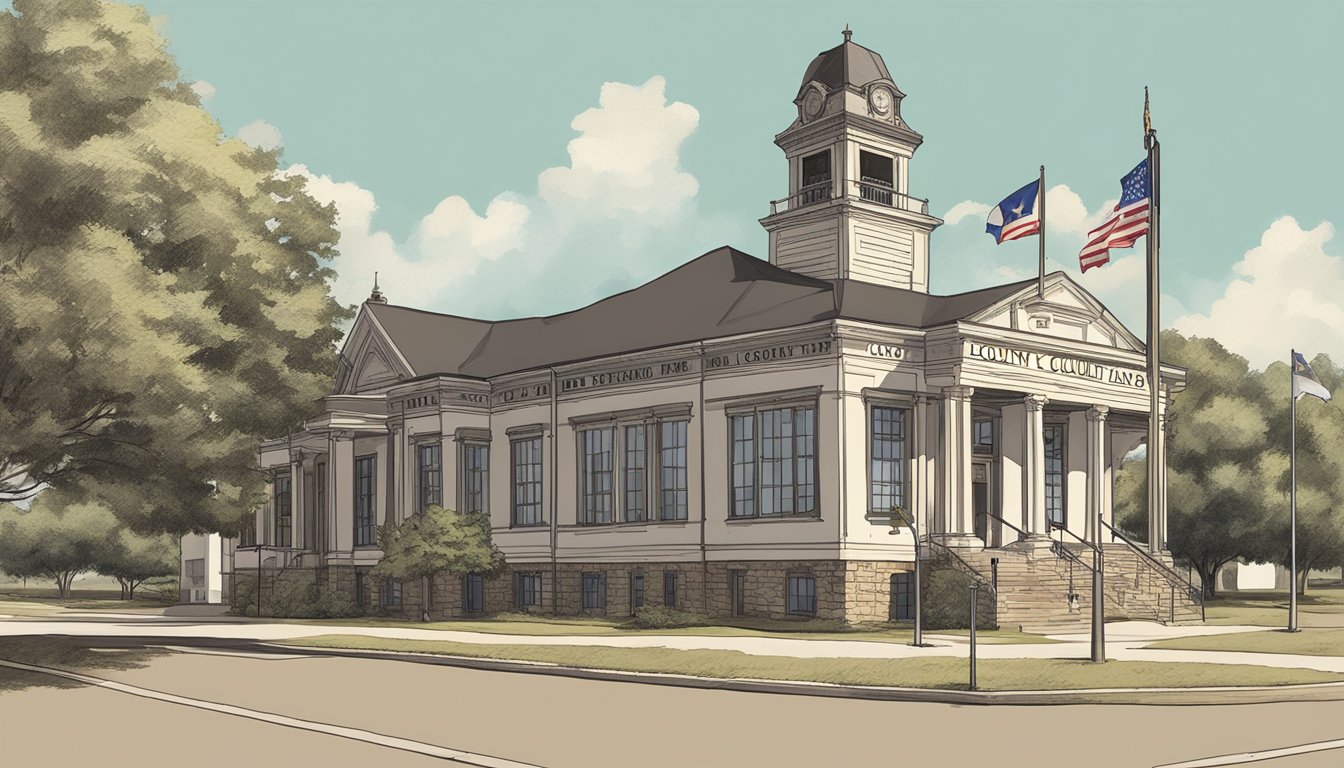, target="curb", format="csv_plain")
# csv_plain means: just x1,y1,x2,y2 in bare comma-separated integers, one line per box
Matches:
249,640,1344,707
